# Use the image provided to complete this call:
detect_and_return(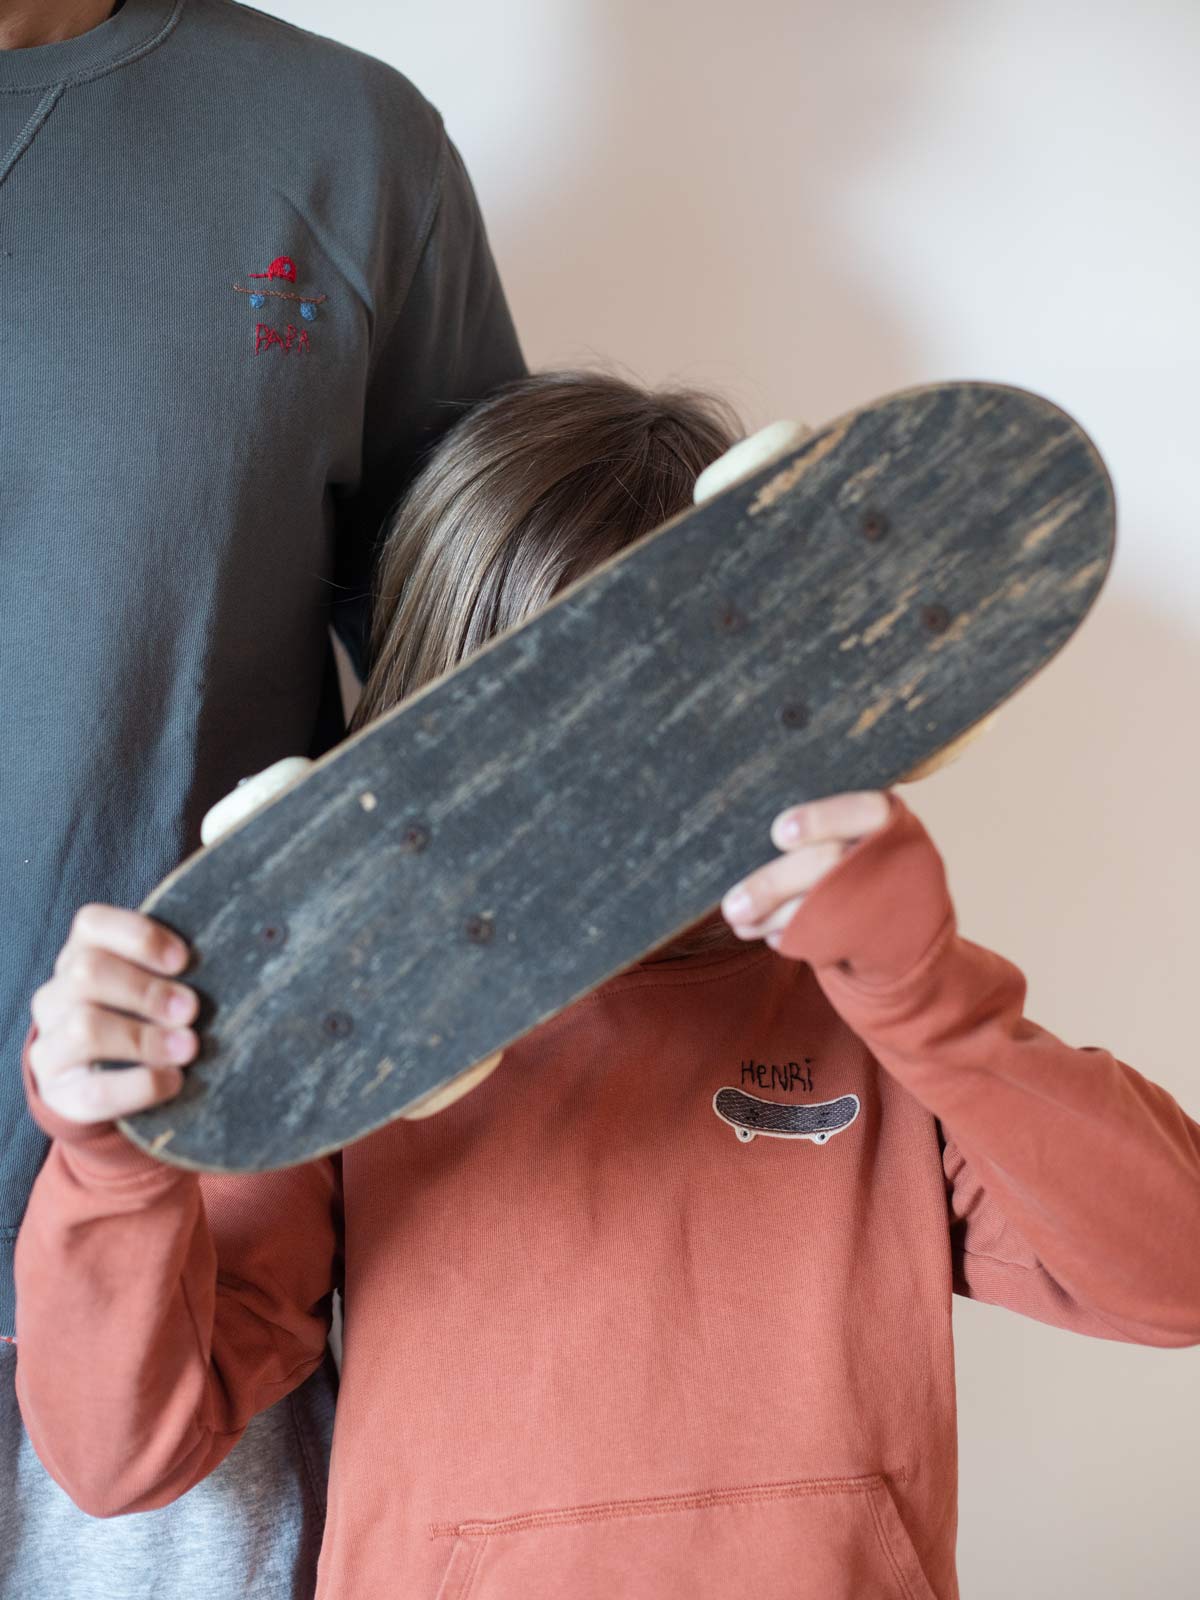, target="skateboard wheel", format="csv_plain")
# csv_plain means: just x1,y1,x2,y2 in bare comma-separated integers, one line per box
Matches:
693,420,810,506
899,713,999,784
736,1127,755,1143
200,756,314,847
400,1051,505,1120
